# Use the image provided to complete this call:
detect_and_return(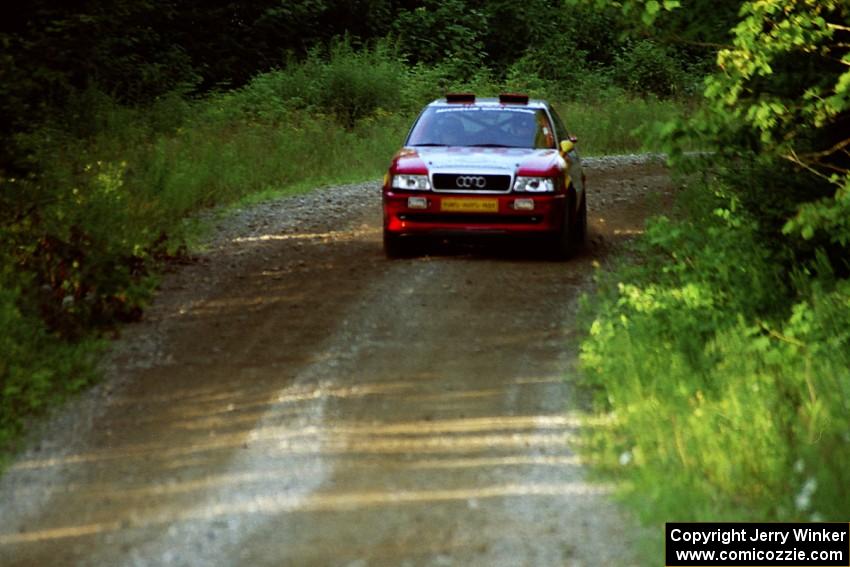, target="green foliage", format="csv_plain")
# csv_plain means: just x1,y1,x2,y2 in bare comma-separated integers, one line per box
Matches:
315,40,406,128
787,179,850,246
479,0,569,72
504,2,701,99
0,283,99,453
504,40,595,97
580,181,850,523
392,0,488,74
664,0,850,258
571,0,738,51
557,2,627,68
577,0,850,546
613,40,688,97
211,38,415,127
553,96,687,155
